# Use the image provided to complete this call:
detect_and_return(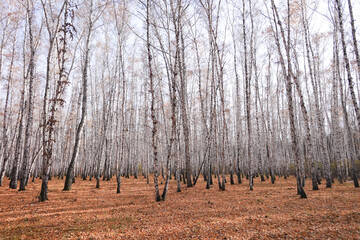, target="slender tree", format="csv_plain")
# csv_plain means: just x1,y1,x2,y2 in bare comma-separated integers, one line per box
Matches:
64,0,93,191
19,0,36,191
